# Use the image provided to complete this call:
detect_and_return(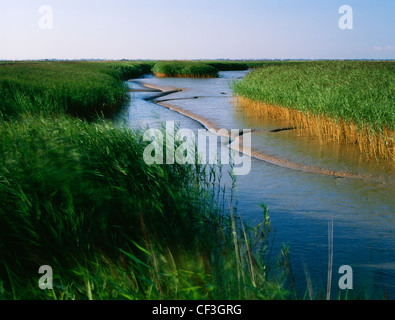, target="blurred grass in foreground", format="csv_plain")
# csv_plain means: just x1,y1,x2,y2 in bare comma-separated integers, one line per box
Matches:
0,116,289,299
